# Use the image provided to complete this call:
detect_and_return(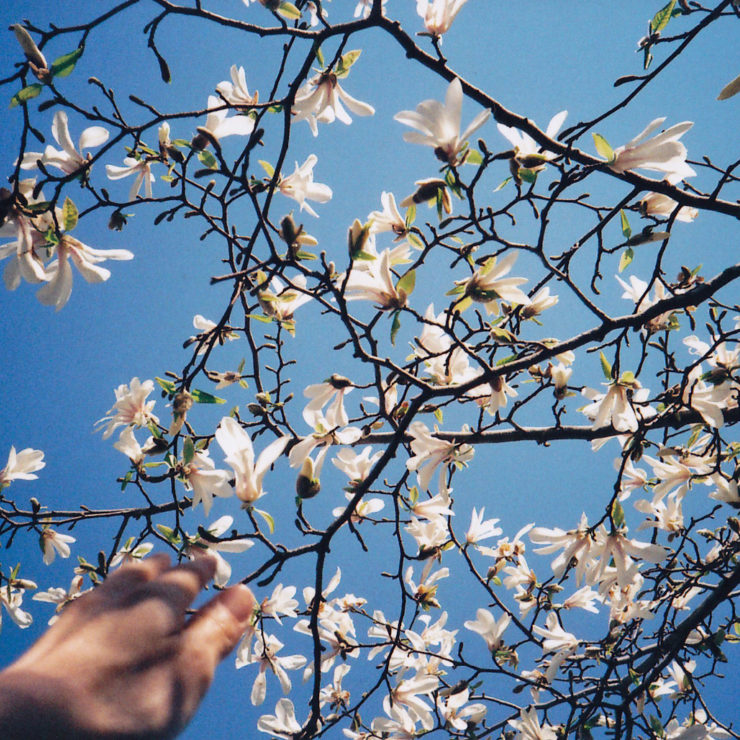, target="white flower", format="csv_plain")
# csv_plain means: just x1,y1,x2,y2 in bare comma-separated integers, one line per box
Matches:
35,235,133,311
463,608,510,652
257,273,312,322
581,377,654,433
0,446,45,488
96,377,159,440
215,416,289,505
532,612,579,654
436,687,486,731
320,663,351,711
112,427,151,465
216,65,258,107
278,154,332,217
416,0,470,35
109,538,154,568
498,110,567,171
507,706,558,740
406,421,474,493
640,191,698,222
257,698,303,738
21,111,109,175
260,583,299,624
394,77,490,165
454,252,531,314
465,507,503,544
345,247,412,310
1,585,34,632
293,72,374,137
194,95,255,147
33,576,86,625
609,118,696,184
368,191,409,240
105,157,155,200
181,449,233,516
40,527,76,565
331,446,382,488
303,375,353,428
